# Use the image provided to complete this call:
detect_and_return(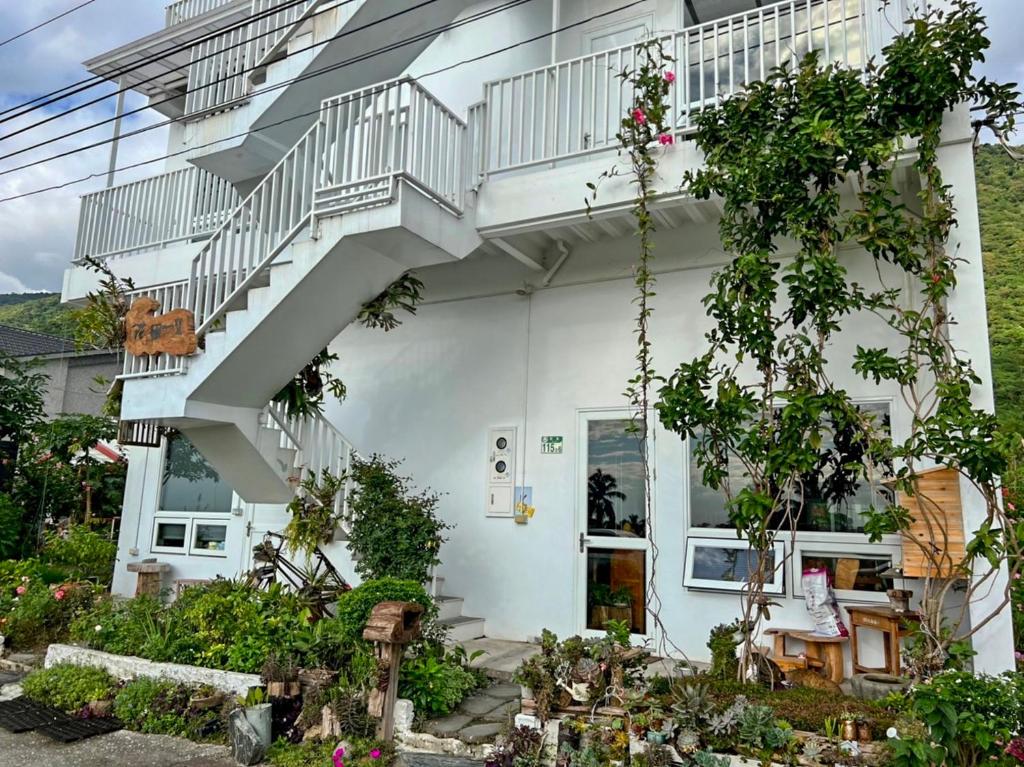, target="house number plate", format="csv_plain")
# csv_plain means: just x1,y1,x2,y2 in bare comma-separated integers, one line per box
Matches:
541,436,563,454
